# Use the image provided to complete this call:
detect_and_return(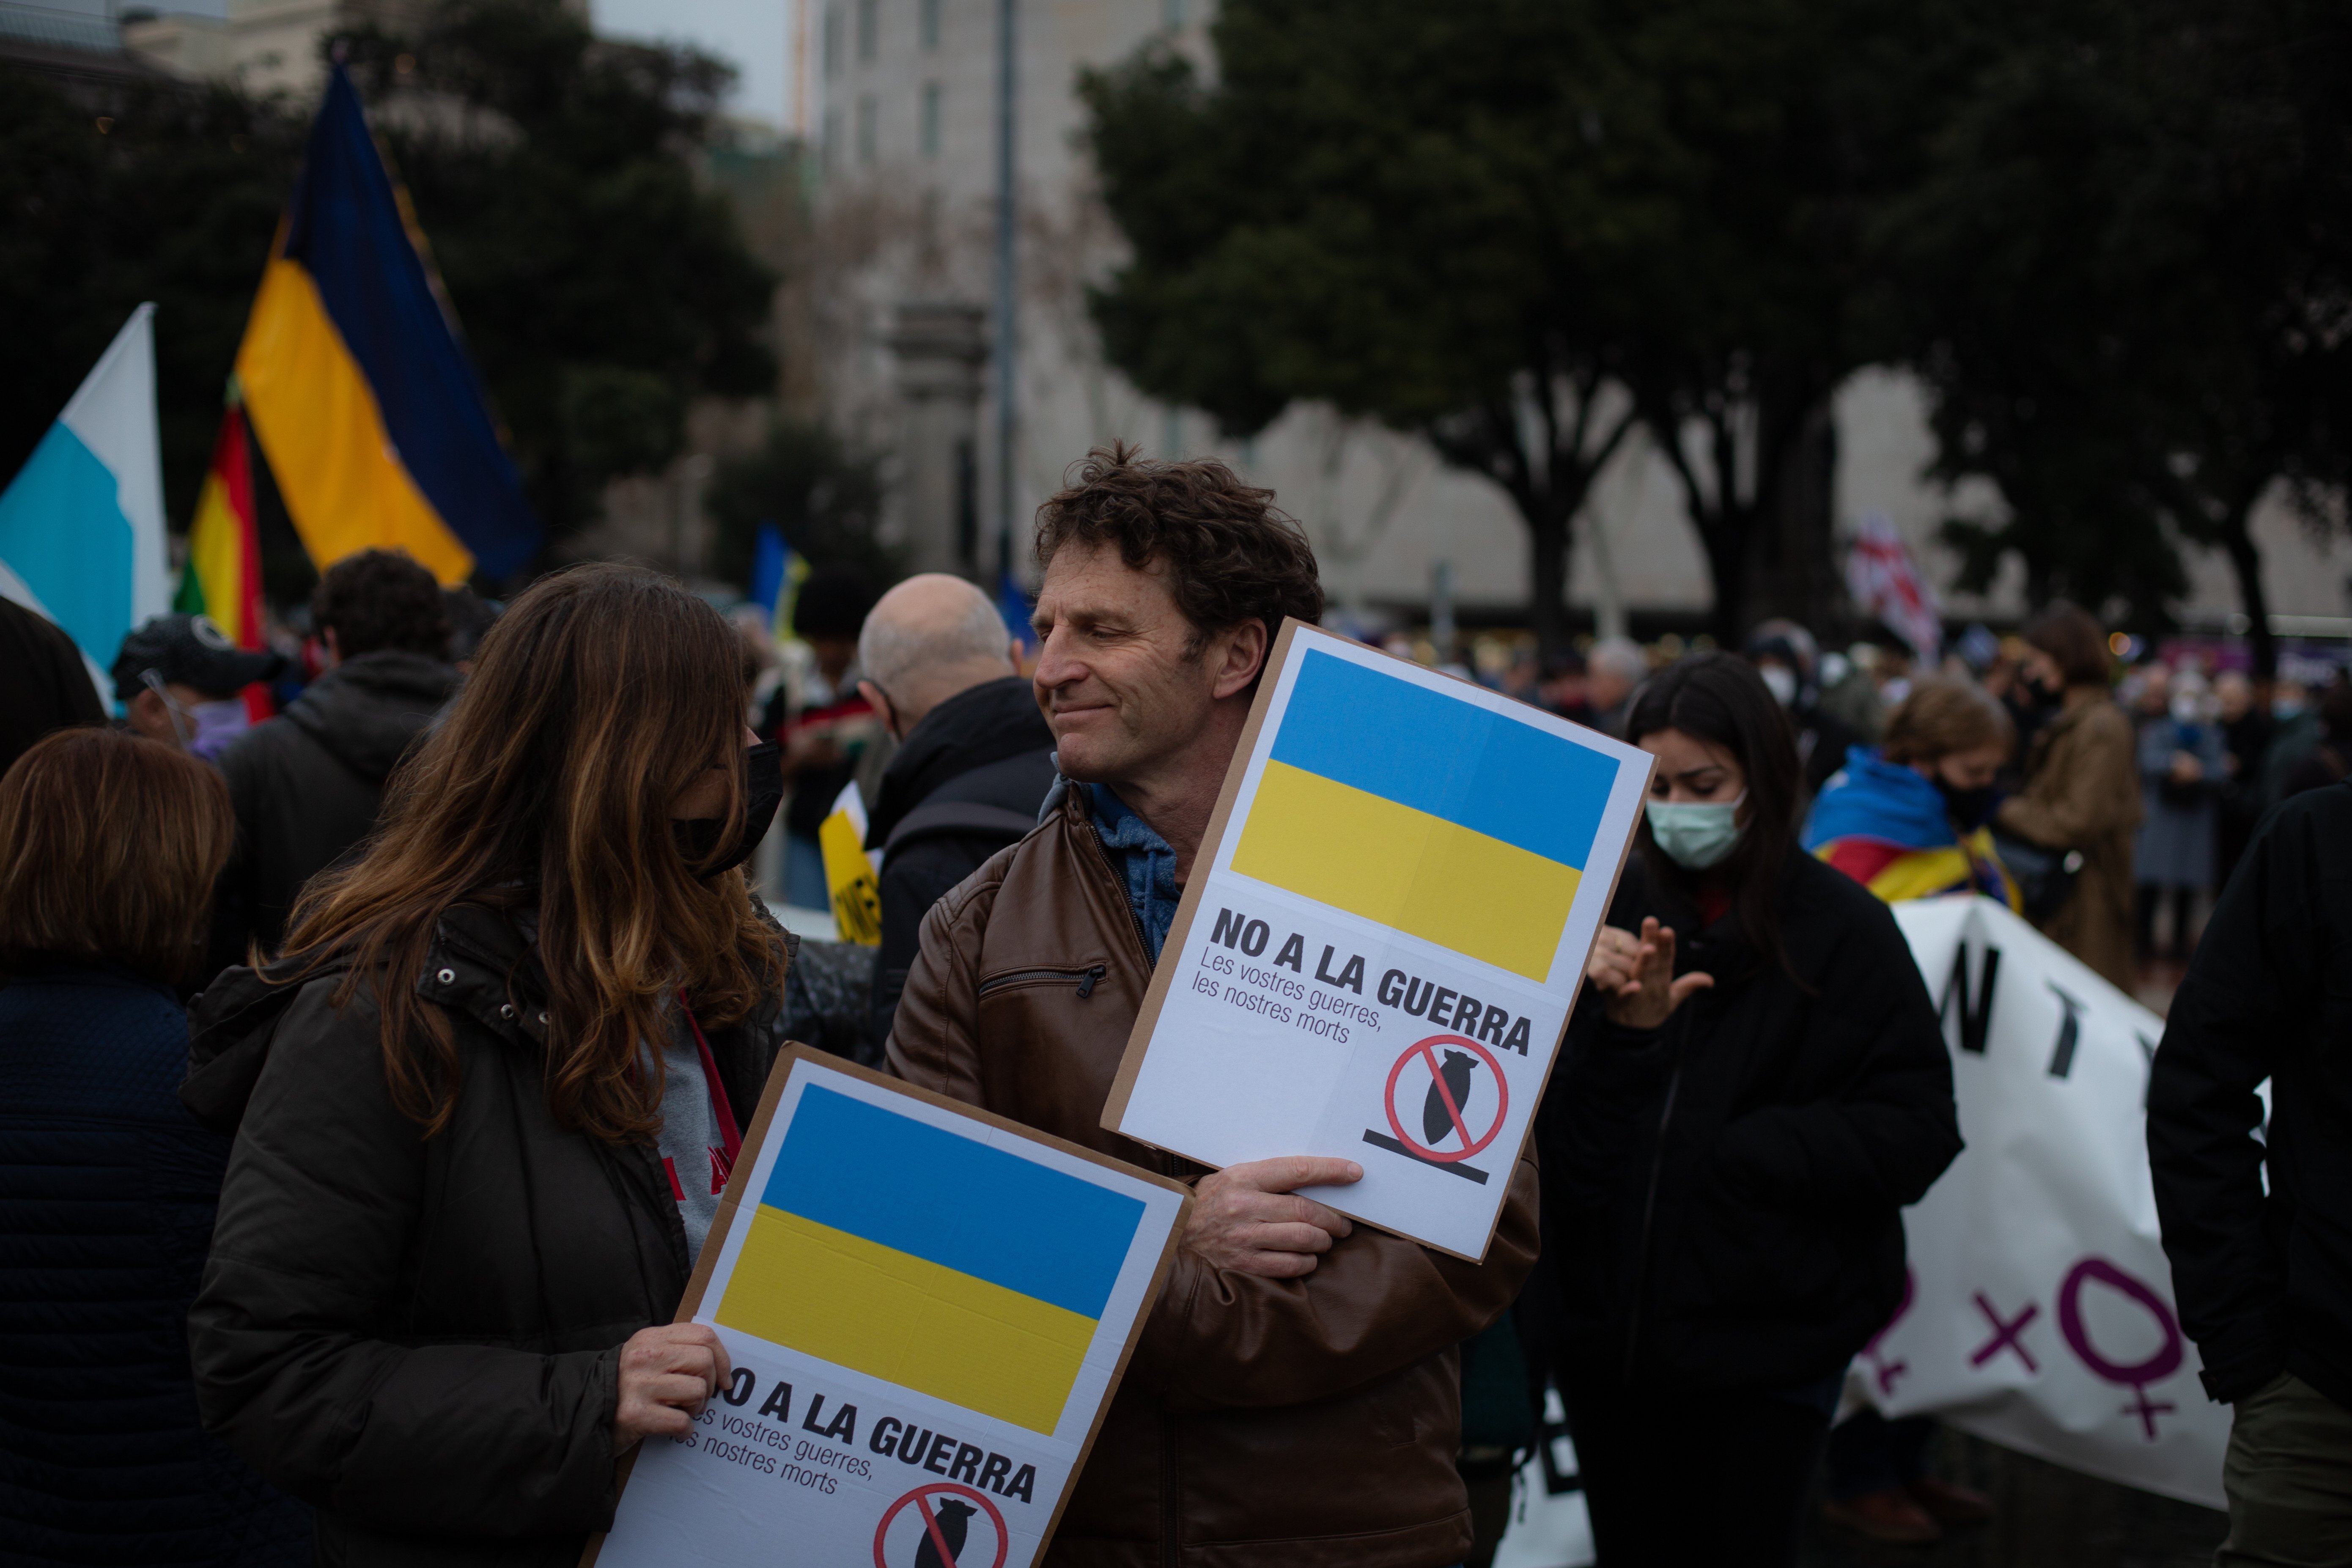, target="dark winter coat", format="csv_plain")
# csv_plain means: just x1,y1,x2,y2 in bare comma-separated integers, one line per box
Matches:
211,651,461,969
0,963,310,1566
1537,850,1961,1393
182,903,789,1568
2150,780,2352,1409
862,675,1056,1047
